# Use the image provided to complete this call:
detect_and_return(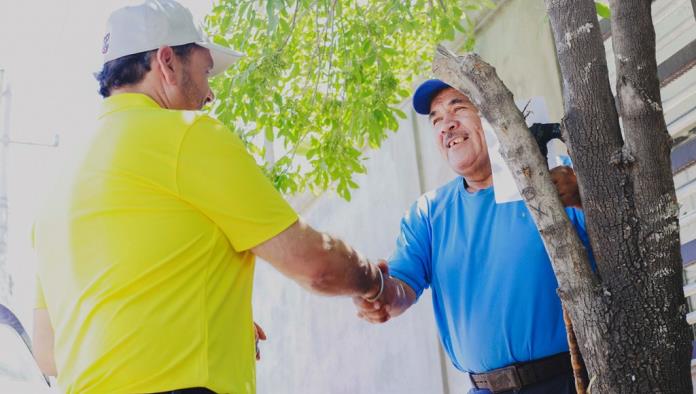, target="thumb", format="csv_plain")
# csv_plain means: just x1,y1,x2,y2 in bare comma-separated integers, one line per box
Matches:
254,322,267,340
377,259,390,276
